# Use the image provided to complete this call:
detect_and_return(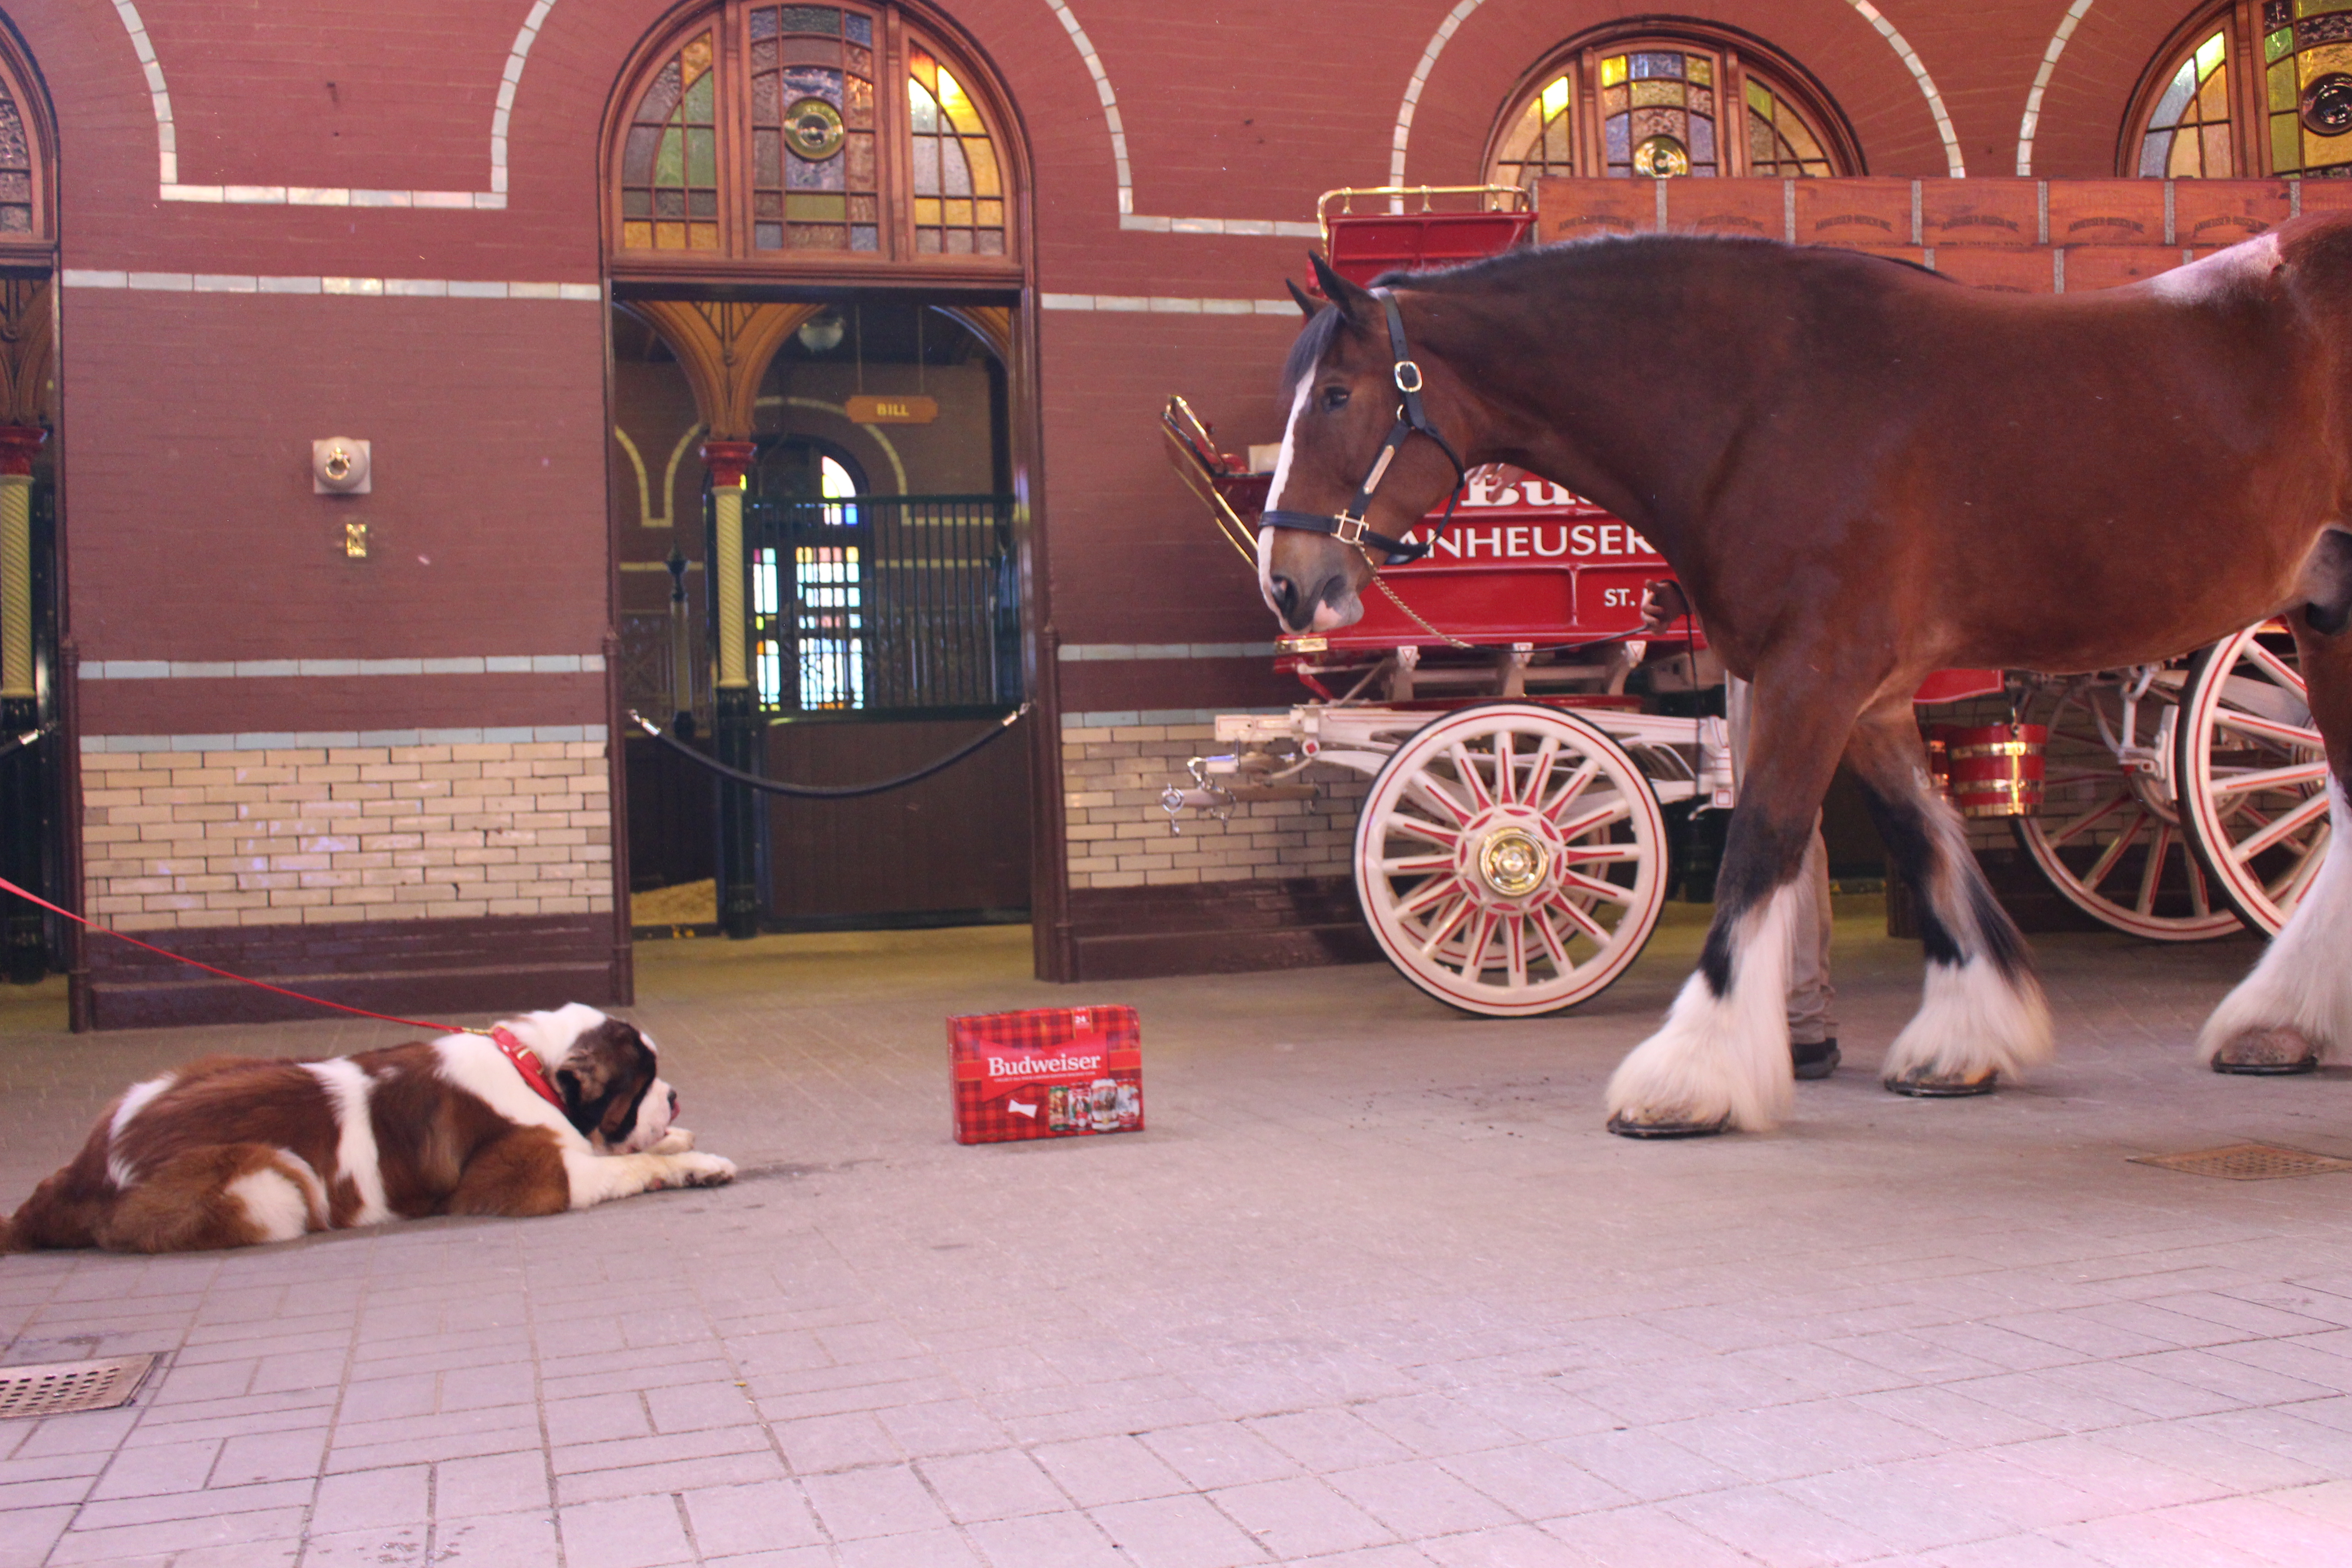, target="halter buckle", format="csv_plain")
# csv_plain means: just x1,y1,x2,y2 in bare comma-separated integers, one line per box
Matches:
1393,360,1425,395
1333,514,1367,545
